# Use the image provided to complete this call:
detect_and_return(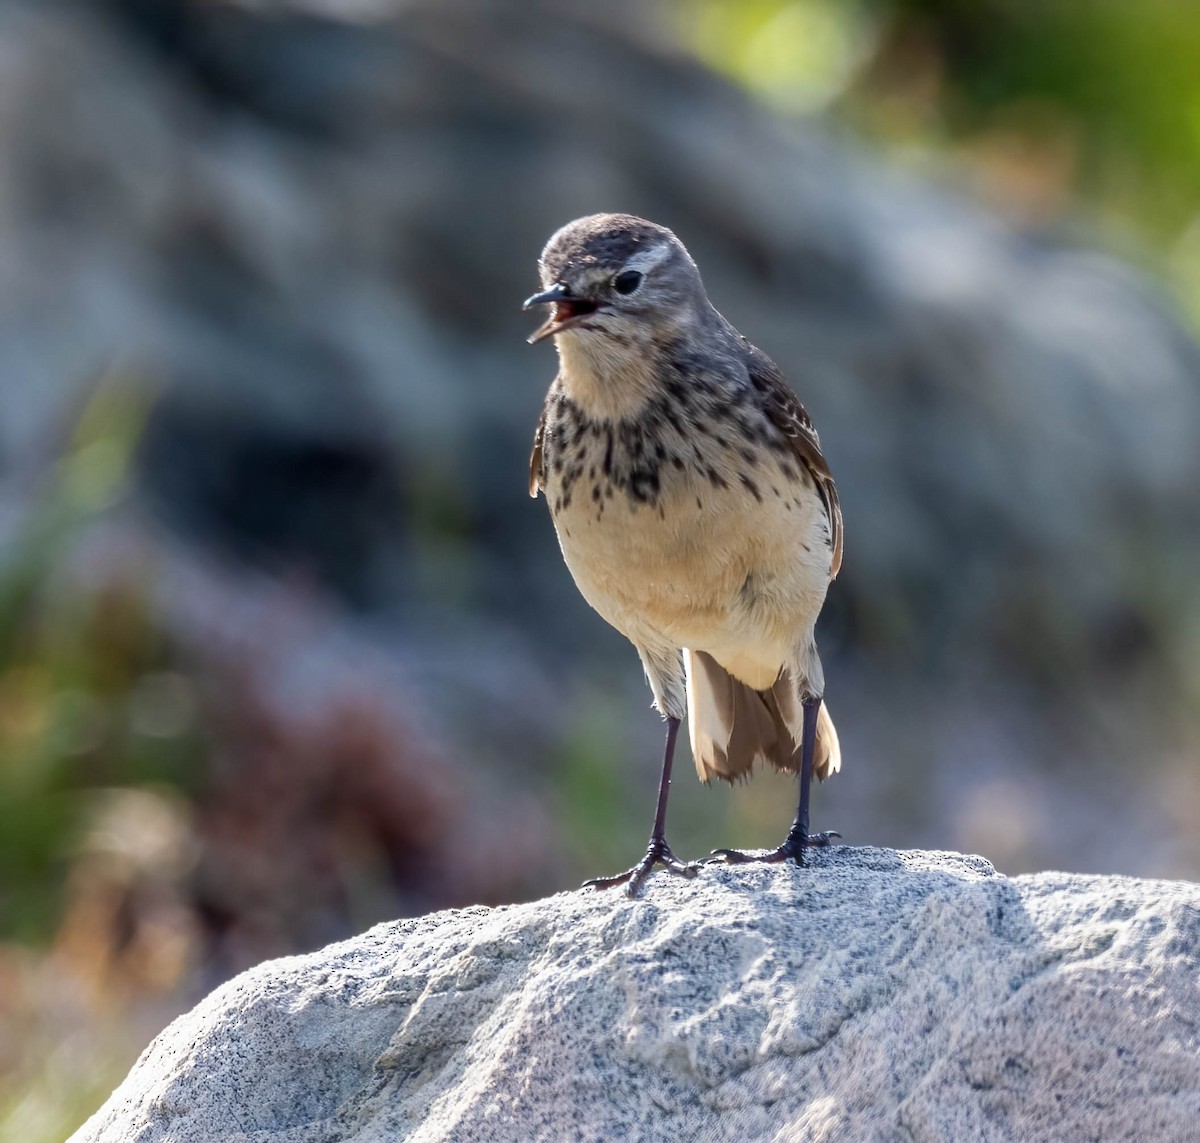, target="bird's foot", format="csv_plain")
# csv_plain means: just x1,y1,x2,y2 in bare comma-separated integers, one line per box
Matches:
709,830,840,867
584,838,700,898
